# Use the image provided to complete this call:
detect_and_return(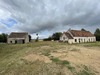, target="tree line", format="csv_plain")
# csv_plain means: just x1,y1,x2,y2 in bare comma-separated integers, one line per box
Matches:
43,32,62,41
